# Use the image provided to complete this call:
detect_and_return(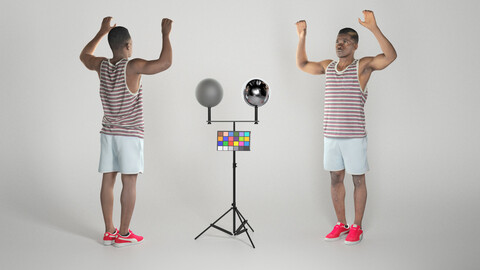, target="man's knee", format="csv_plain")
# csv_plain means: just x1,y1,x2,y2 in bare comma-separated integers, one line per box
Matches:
352,174,366,187
330,170,345,185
